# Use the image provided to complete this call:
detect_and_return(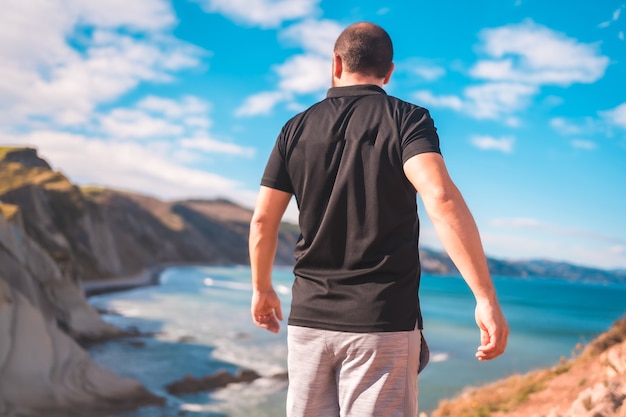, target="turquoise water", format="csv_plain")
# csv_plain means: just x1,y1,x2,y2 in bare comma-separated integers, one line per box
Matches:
89,266,626,416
